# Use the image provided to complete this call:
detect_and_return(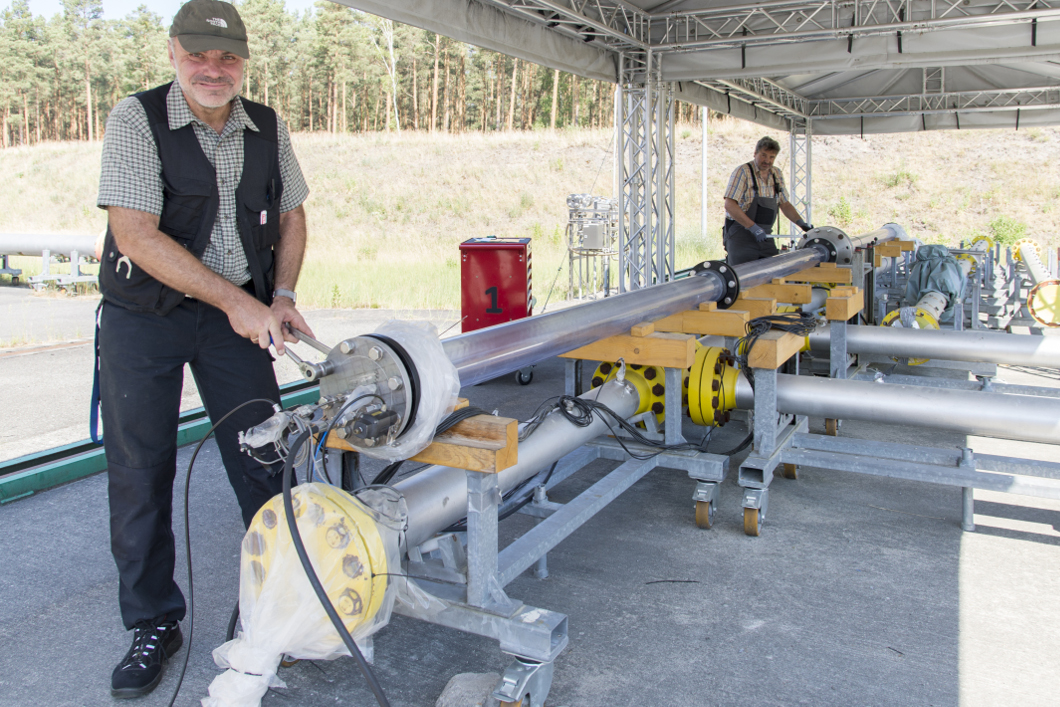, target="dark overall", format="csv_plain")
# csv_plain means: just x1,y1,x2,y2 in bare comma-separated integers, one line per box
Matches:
98,83,286,630
724,162,780,266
